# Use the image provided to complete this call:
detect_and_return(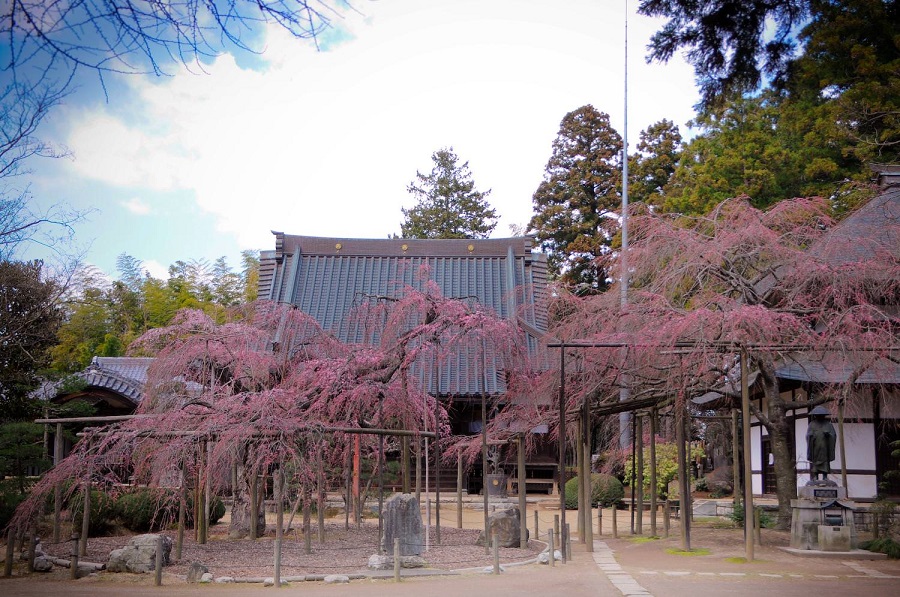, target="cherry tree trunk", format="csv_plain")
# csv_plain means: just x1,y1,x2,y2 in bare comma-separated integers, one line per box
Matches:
766,403,797,530
229,463,267,539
